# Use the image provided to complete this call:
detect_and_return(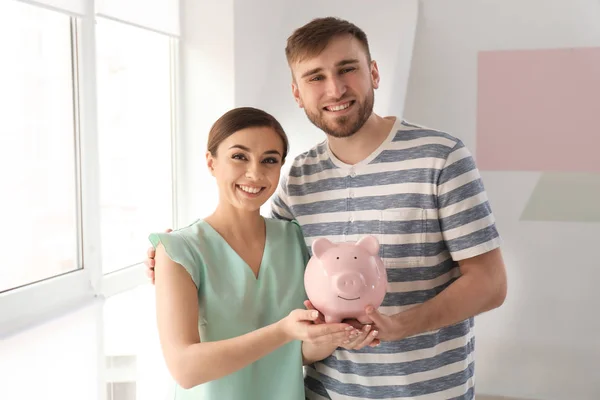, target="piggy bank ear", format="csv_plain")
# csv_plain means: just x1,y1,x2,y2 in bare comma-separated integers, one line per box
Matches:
312,238,334,259
356,235,379,256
